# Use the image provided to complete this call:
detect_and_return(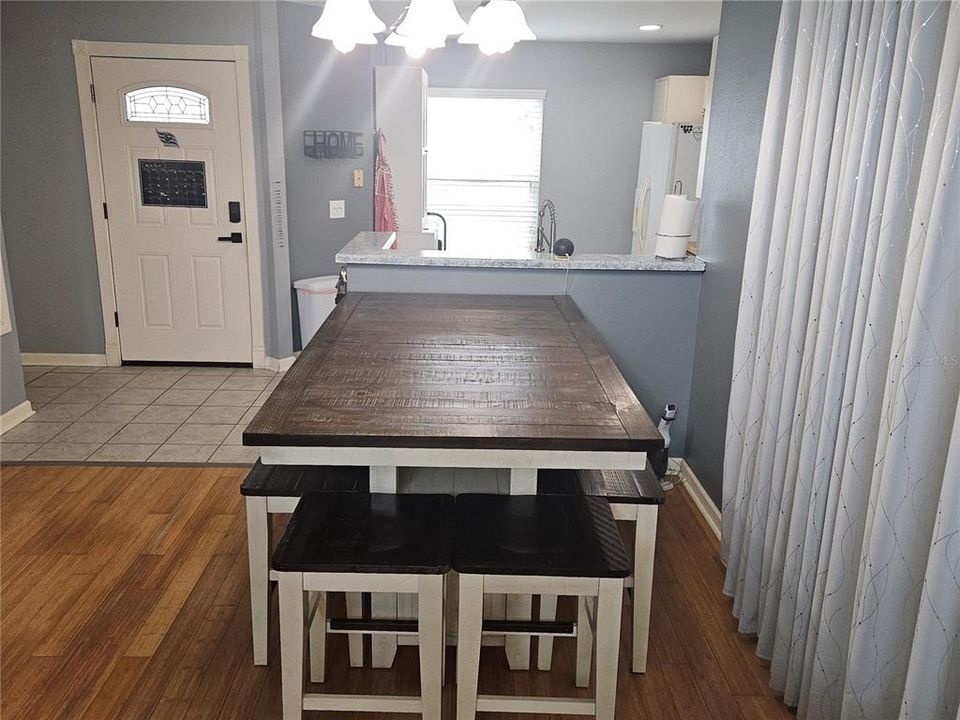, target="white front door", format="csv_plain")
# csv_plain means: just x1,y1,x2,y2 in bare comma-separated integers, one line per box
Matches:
92,56,253,363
